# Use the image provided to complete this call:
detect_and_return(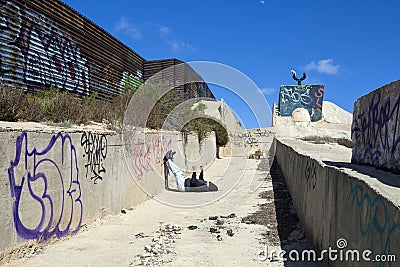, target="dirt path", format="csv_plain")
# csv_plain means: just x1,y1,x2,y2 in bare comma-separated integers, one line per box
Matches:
5,157,322,267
